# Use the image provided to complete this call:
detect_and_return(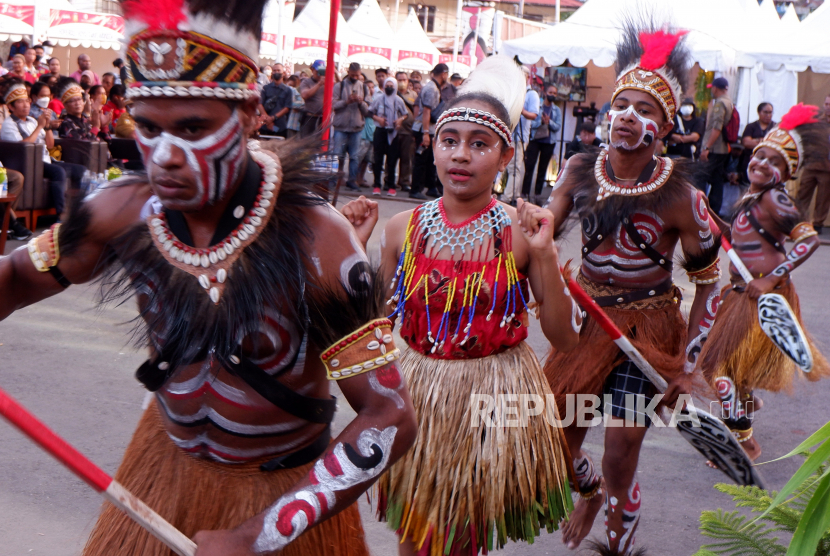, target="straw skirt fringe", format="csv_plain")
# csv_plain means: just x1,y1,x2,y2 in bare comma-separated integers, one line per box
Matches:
378,342,573,555
82,402,369,556
698,281,829,393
